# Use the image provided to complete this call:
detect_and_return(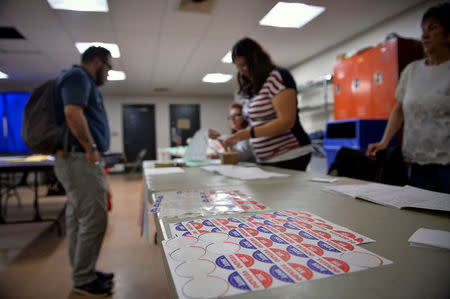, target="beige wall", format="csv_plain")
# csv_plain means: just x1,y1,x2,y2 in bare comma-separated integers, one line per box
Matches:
103,95,232,153
291,0,439,134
